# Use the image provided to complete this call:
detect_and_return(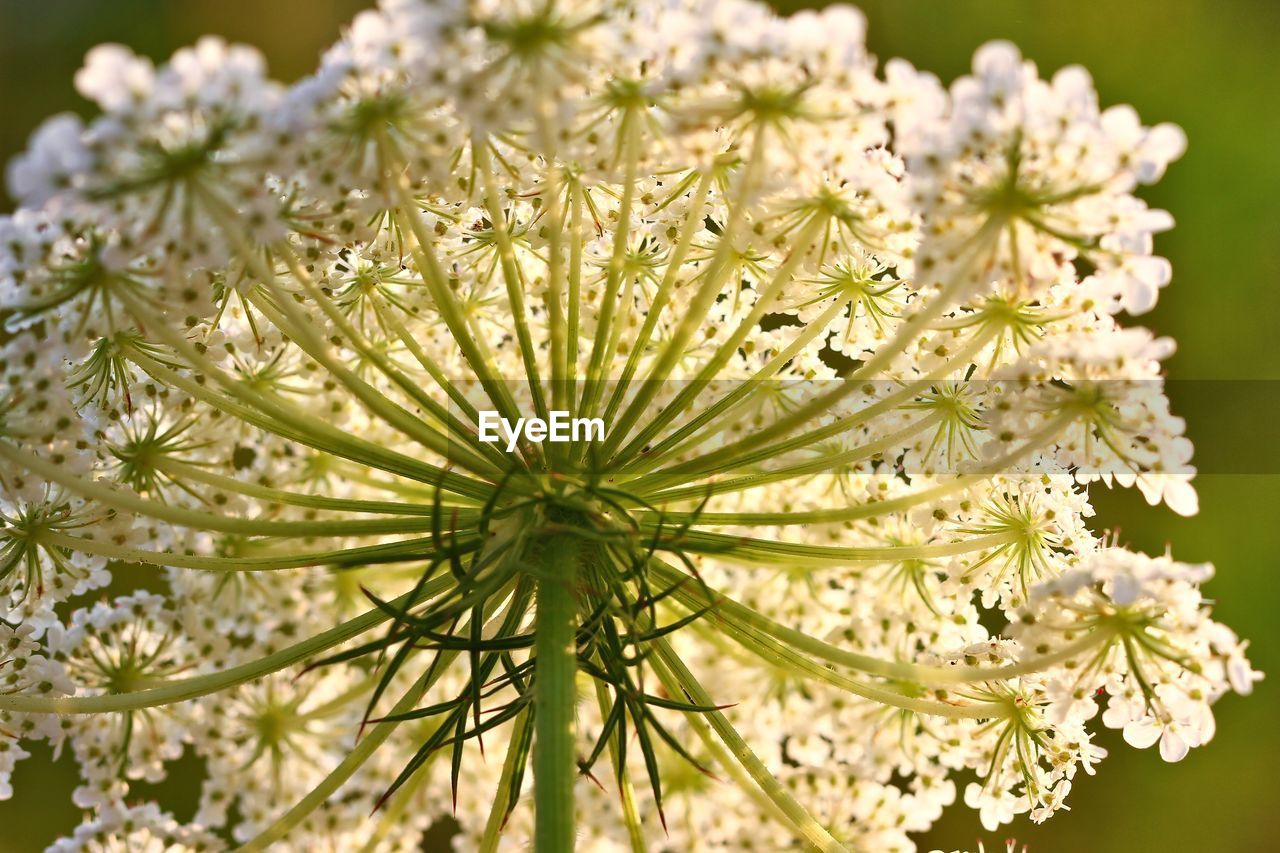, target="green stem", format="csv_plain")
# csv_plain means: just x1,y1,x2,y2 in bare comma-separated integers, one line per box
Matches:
357,750,435,853
657,529,1021,567
577,111,643,430
244,284,500,481
479,707,533,853
275,242,511,474
381,133,527,441
41,530,476,572
378,303,485,427
661,218,1003,472
533,532,581,853
476,140,550,422
650,559,1108,686
624,295,848,473
647,639,848,852
235,664,444,852
600,168,713,427
634,324,996,485
152,459,463,516
643,410,1077,526
532,96,570,415
612,213,828,466
689,611,1004,719
0,574,454,714
591,678,646,853
566,183,585,411
118,291,493,499
198,185,505,480
635,412,941,502
604,131,769,457
0,441,474,538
